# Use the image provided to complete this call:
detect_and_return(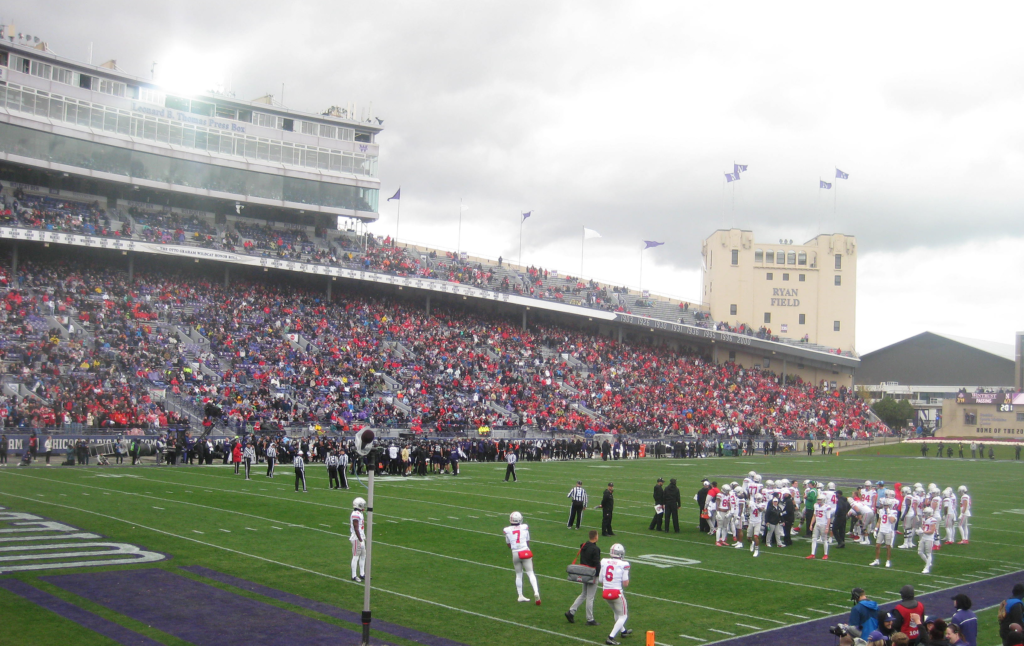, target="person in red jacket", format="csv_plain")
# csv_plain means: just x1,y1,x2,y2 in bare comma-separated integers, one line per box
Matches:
891,585,925,645
232,442,242,475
